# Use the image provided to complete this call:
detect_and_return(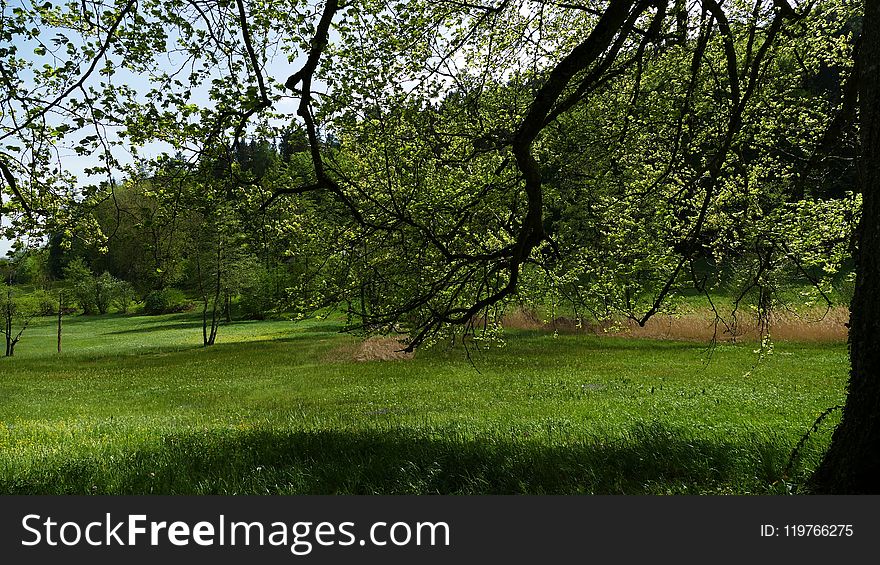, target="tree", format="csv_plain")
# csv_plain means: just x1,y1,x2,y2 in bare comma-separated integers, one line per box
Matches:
810,0,880,494
93,272,118,315
0,250,46,356
0,285,30,356
0,259,36,357
113,280,137,314
63,258,121,315
180,150,252,346
63,258,99,315
282,0,857,351
89,171,189,293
